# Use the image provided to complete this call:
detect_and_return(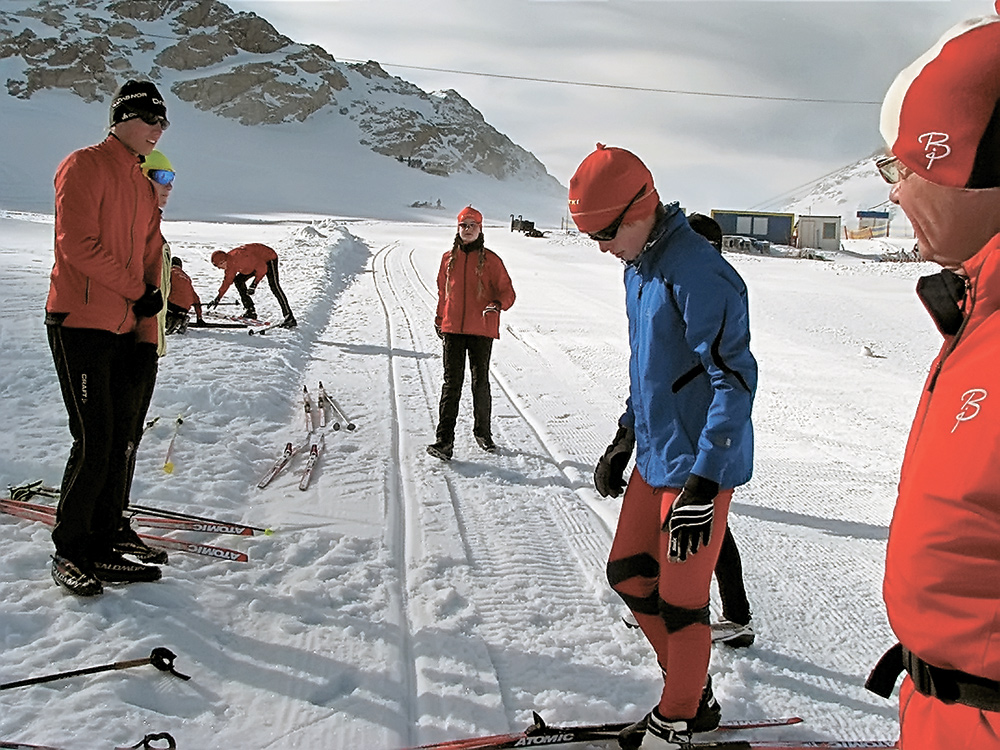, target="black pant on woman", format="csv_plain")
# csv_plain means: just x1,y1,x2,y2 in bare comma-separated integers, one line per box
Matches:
715,525,752,625
432,333,494,457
